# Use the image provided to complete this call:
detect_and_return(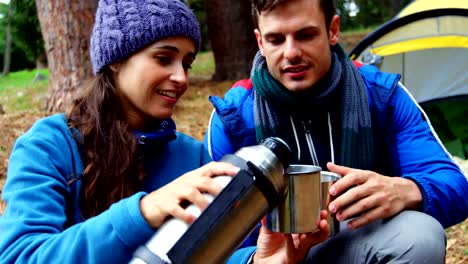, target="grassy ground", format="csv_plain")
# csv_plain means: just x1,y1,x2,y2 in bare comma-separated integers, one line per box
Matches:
0,44,467,263
0,69,49,112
